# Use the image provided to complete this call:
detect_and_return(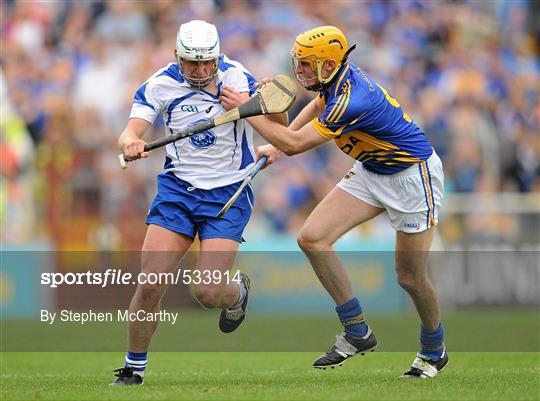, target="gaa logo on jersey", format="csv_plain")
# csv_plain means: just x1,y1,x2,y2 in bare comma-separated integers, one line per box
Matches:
181,104,199,113
188,119,216,149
